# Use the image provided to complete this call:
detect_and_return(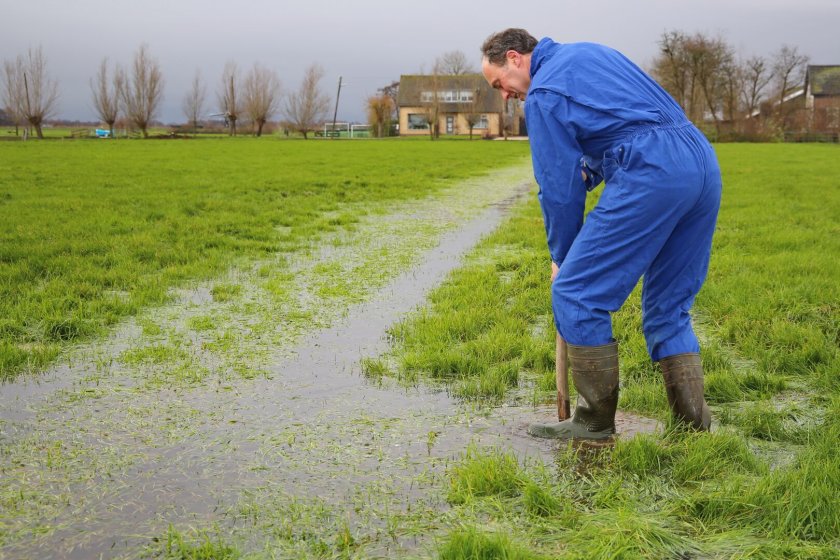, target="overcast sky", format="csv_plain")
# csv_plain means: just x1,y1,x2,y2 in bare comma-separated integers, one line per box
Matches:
3,0,839,124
